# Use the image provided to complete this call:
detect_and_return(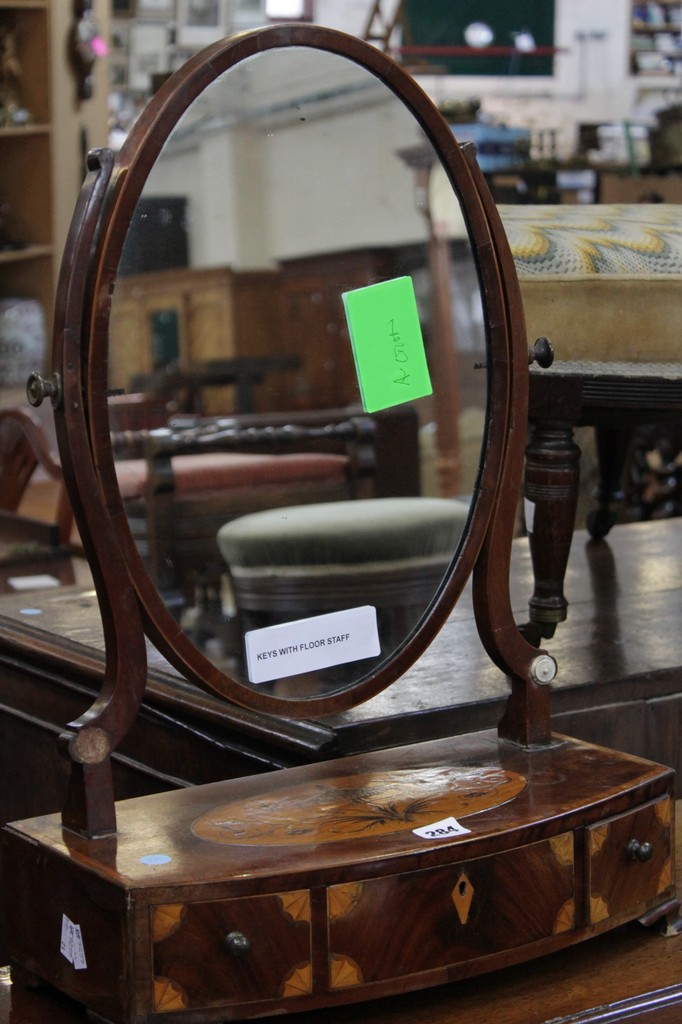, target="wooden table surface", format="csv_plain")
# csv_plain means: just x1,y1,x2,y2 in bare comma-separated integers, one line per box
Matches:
2,518,682,725
2,519,682,775
2,805,681,1024
1,521,682,1021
